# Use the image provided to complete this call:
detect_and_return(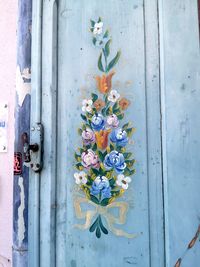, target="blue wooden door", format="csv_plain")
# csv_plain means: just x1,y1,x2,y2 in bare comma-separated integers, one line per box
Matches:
29,0,200,267
56,1,164,266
